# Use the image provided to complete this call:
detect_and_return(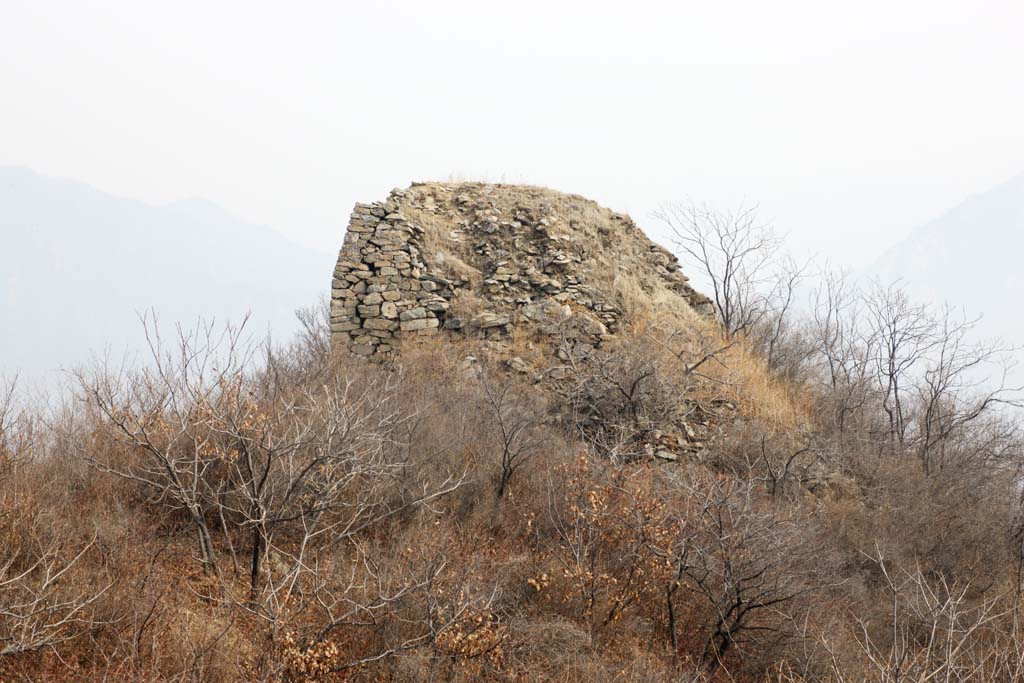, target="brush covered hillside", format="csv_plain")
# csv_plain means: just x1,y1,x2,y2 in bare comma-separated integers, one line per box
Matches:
2,183,1023,683
0,166,329,381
